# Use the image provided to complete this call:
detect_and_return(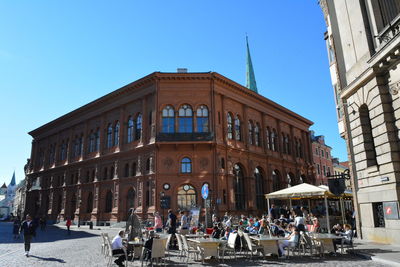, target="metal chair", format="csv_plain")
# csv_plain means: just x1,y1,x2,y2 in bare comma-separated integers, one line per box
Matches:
180,234,201,262
140,238,167,266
